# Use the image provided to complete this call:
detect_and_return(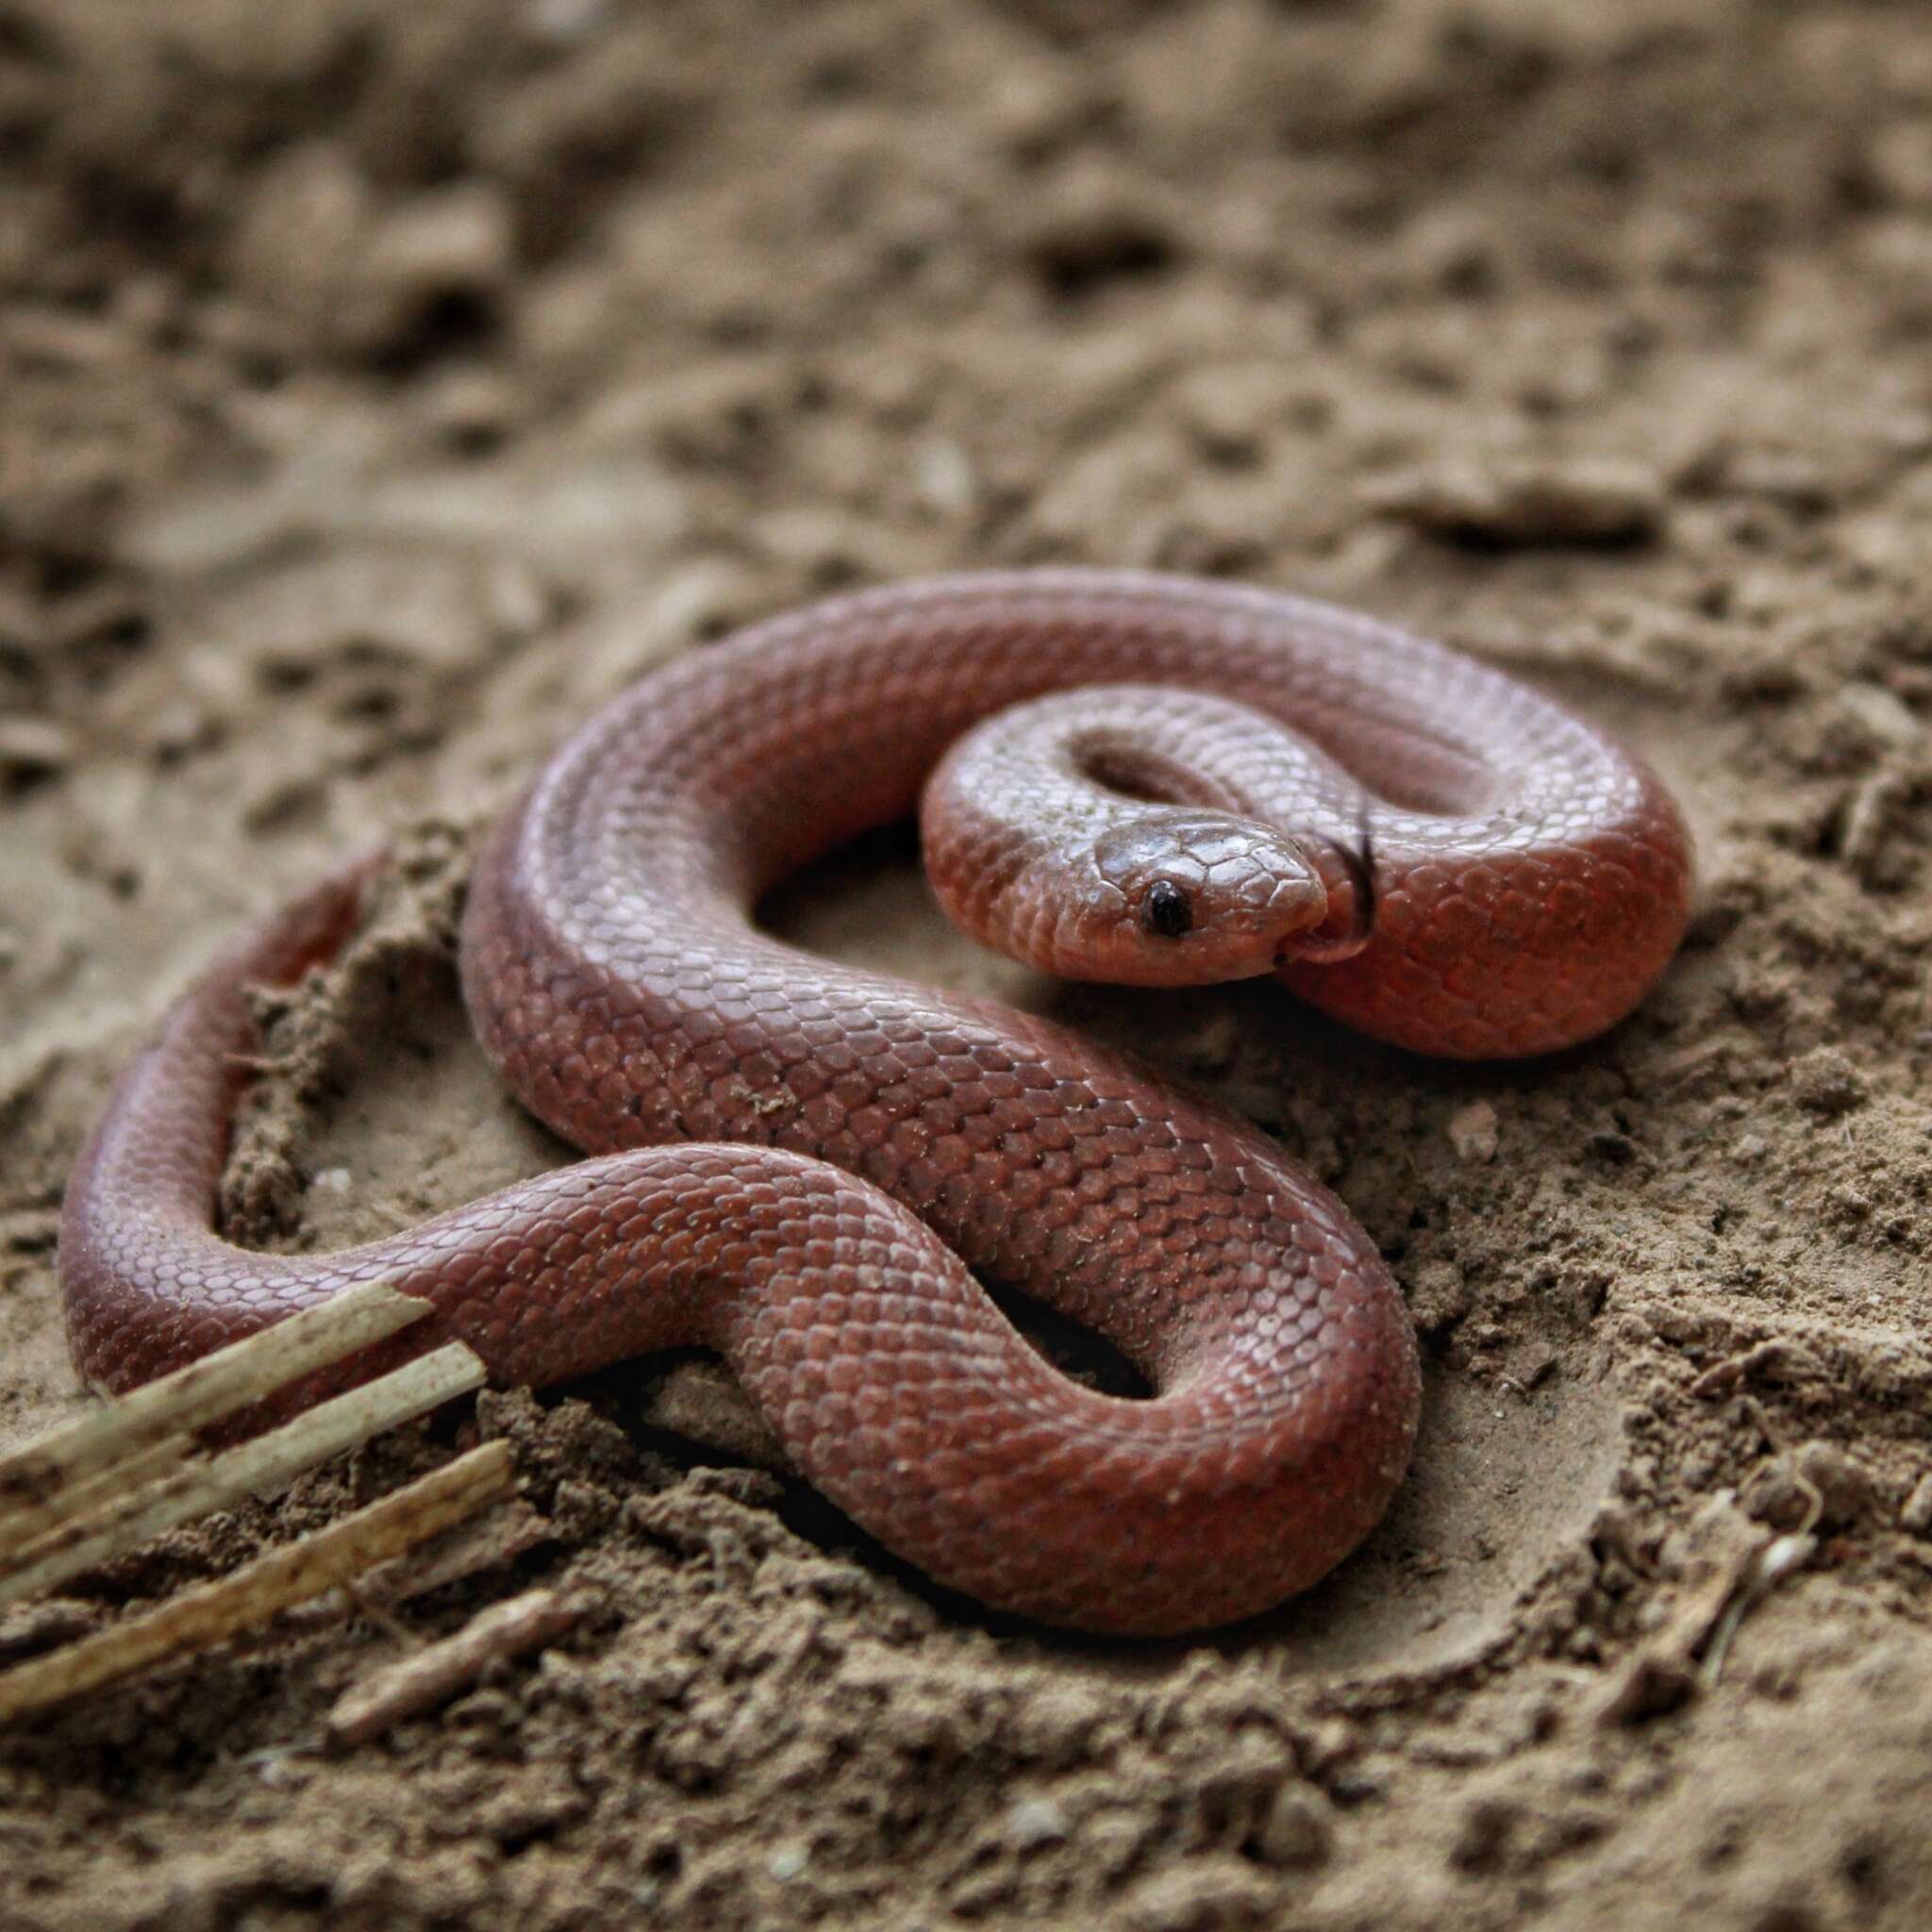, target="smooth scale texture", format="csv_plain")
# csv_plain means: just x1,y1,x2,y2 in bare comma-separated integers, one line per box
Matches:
59,572,1691,1633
